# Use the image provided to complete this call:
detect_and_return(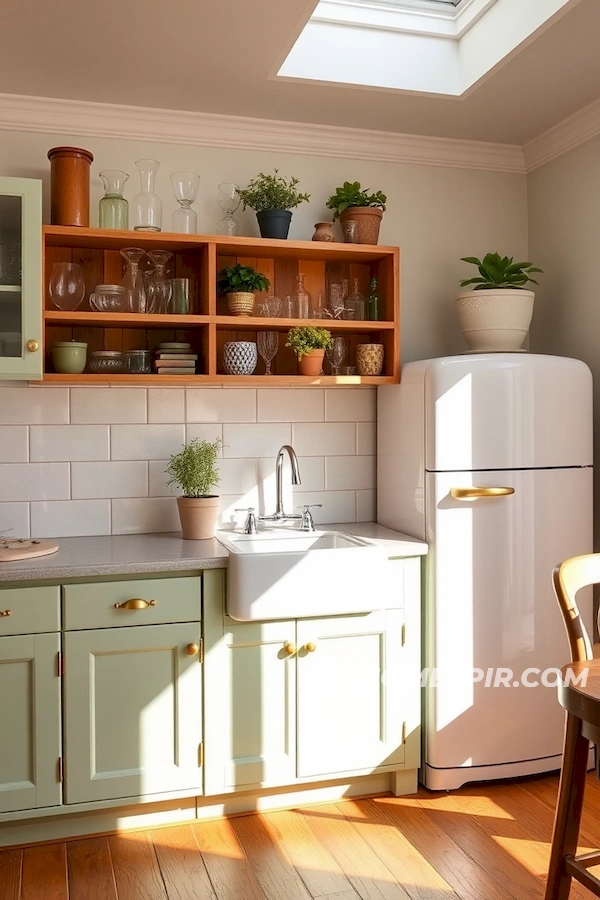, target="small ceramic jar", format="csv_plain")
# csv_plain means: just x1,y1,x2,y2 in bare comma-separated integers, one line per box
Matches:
51,340,87,374
356,343,384,376
312,222,335,242
223,341,258,375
